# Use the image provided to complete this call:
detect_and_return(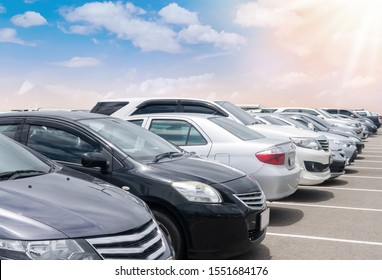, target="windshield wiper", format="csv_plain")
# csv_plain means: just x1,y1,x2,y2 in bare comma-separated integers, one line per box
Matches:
0,170,47,181
153,152,184,163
